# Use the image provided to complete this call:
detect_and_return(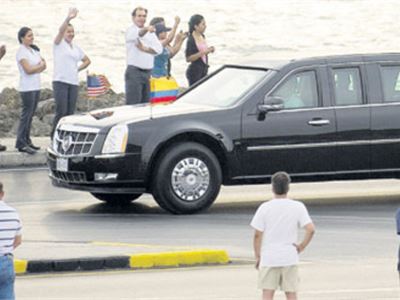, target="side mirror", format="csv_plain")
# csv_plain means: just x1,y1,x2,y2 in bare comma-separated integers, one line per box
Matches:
258,96,284,113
